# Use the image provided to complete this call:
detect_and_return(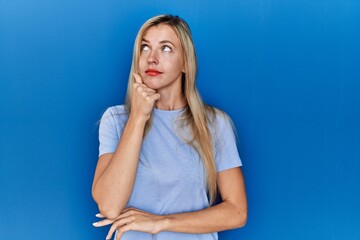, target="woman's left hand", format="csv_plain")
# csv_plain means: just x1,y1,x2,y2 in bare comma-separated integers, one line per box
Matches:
93,207,166,240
